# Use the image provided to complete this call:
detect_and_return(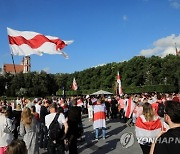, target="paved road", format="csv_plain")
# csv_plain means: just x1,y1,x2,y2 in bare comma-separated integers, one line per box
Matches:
40,115,143,154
